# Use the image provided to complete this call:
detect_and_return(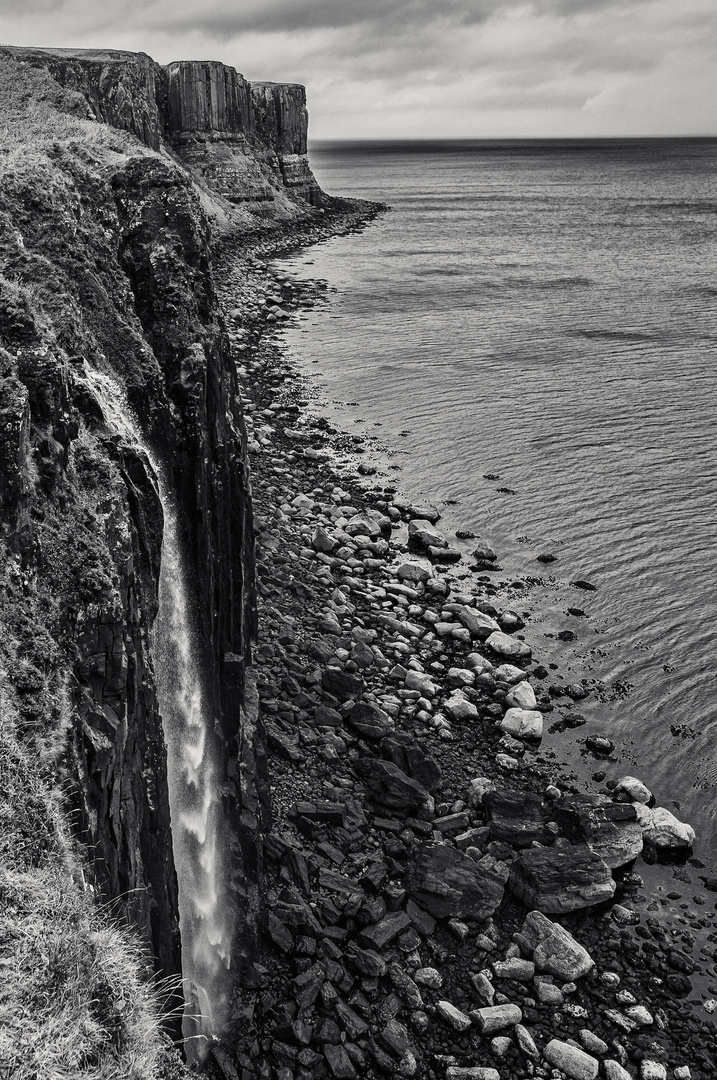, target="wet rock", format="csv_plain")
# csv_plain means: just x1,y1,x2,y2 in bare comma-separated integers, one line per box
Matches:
571,579,598,591
472,538,498,563
355,758,432,813
485,789,545,848
408,519,447,549
520,911,595,980
504,680,537,709
554,794,643,869
396,561,432,583
614,775,653,804
458,607,500,638
485,631,531,661
429,545,462,562
407,842,505,920
639,806,695,855
499,707,543,742
543,1039,598,1080
508,847,615,912
446,1069,500,1080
